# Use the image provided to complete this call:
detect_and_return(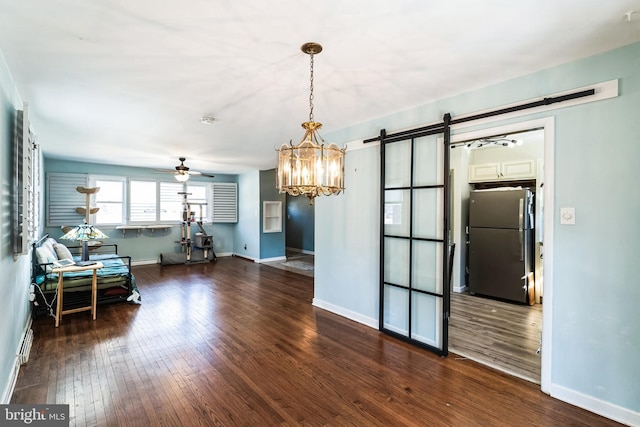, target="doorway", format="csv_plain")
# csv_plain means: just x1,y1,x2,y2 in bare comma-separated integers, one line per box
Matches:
448,125,547,383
